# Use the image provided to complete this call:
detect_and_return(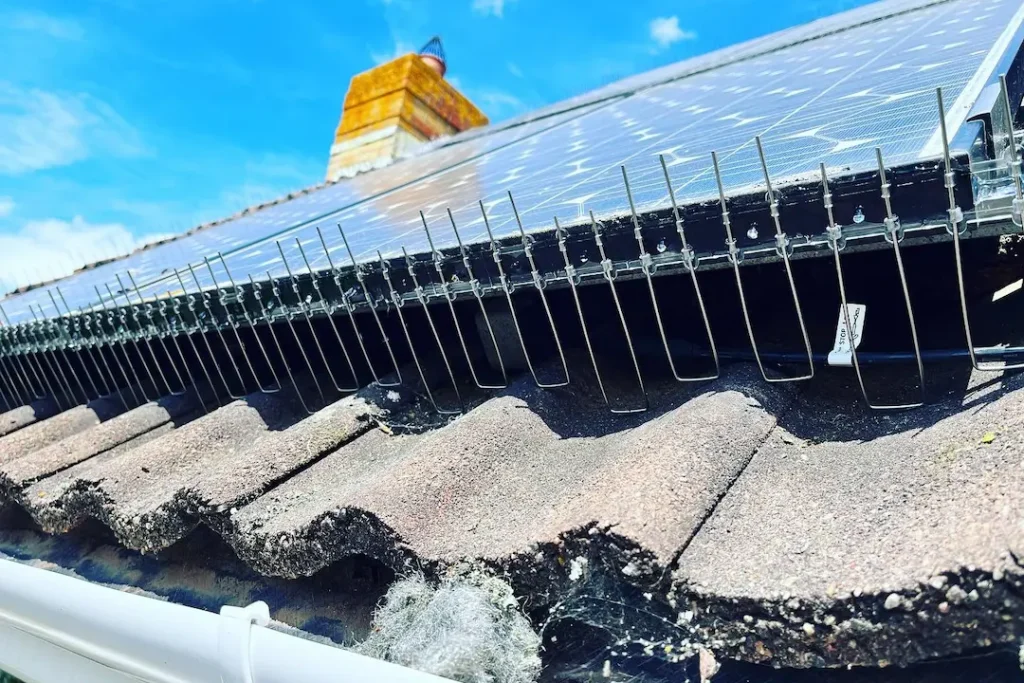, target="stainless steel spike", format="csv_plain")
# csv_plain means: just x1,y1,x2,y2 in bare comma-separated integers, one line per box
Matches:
21,307,67,408
0,313,22,405
447,209,508,389
0,341,25,407
47,290,101,400
422,211,506,390
216,255,283,394
172,269,235,400
264,270,326,408
376,250,450,414
874,146,926,401
624,164,725,387
0,307,45,402
30,301,86,403
248,274,314,414
2,305,61,408
507,192,571,387
293,239,362,390
26,345,61,407
2,322,43,402
44,296,97,401
114,274,177,396
755,137,814,379
57,286,119,401
0,359,23,408
402,245,464,414
658,154,720,380
334,225,402,386
711,148,813,383
37,305,83,404
555,215,646,414
0,326,26,406
202,257,269,392
315,228,391,387
154,291,205,407
0,325,11,409
821,163,919,410
92,302,140,407
0,330,28,406
94,285,150,403
478,200,549,389
276,240,357,393
938,86,1024,374
80,303,131,410
185,264,249,398
123,272,188,396
7,334,42,402
161,291,211,414
22,307,64,402
105,282,161,399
